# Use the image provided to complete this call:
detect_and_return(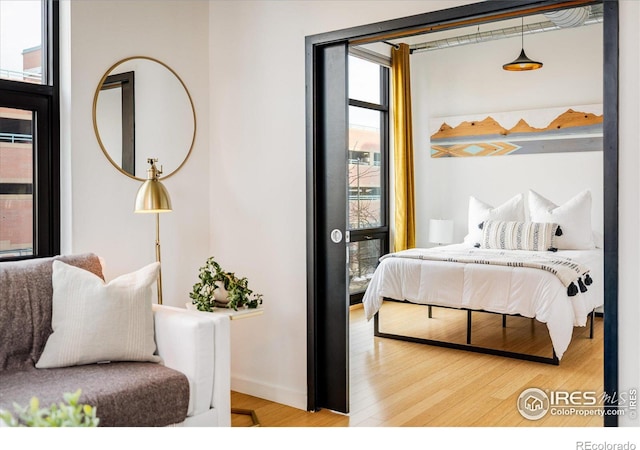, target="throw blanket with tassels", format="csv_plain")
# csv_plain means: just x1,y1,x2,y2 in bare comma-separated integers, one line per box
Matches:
382,248,592,297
